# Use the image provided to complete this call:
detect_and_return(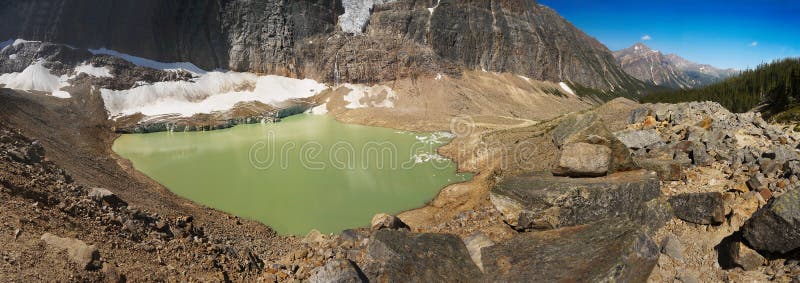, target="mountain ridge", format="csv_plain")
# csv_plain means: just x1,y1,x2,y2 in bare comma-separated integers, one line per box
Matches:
0,0,647,94
613,43,737,89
